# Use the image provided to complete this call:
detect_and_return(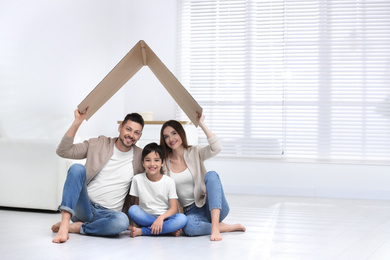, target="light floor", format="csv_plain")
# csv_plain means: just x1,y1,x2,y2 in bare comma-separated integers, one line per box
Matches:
1,194,390,260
